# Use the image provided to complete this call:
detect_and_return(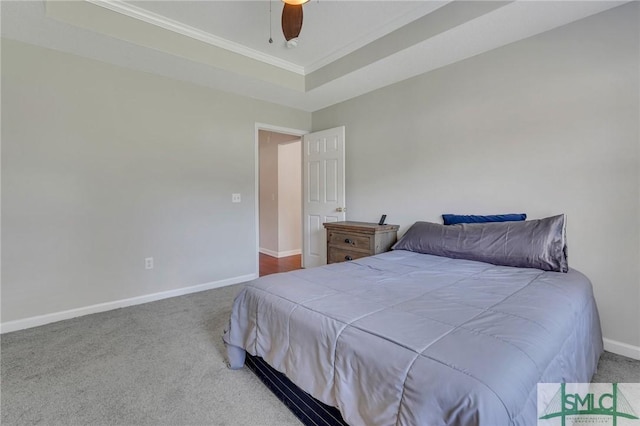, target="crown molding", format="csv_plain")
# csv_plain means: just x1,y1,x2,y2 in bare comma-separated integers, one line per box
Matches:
86,0,306,75
303,1,447,74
